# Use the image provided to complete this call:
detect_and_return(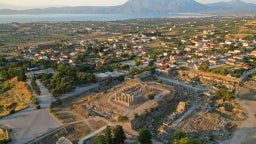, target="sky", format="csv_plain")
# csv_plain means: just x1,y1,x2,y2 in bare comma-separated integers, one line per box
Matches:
0,0,256,9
